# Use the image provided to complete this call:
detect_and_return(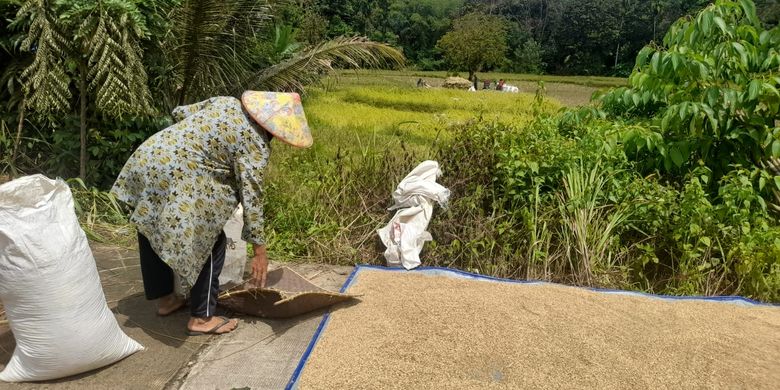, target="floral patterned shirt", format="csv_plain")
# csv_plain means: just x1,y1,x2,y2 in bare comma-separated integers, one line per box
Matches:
111,97,269,287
